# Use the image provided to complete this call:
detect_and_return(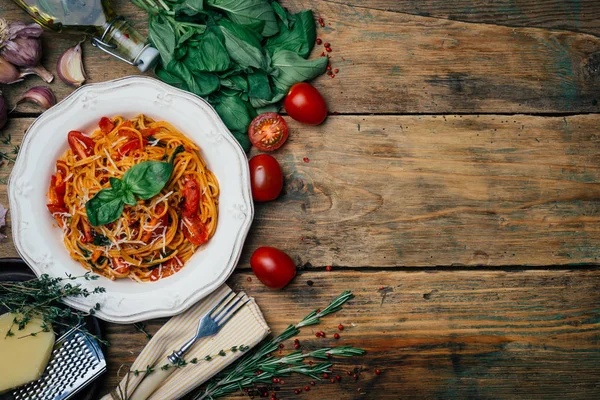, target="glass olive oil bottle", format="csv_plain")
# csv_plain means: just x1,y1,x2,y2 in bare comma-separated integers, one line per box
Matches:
12,0,158,71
